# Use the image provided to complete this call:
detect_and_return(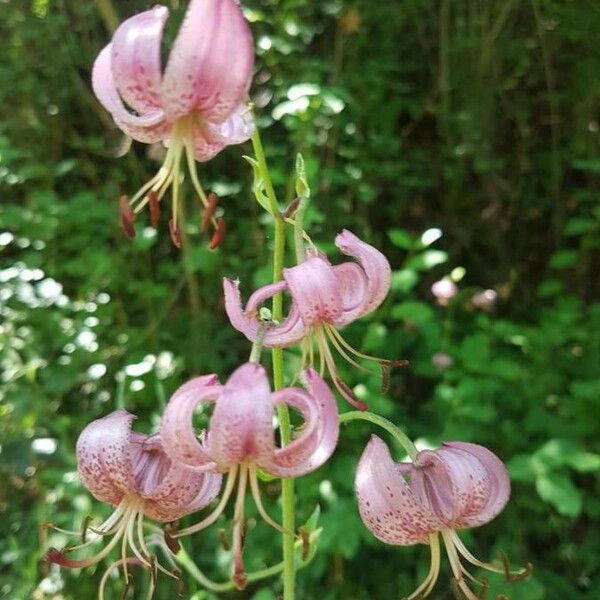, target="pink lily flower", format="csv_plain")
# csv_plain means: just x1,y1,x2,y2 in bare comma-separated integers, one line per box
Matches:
46,410,222,595
431,277,458,306
355,436,531,599
160,363,339,589
224,230,402,410
92,0,254,245
471,288,498,311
